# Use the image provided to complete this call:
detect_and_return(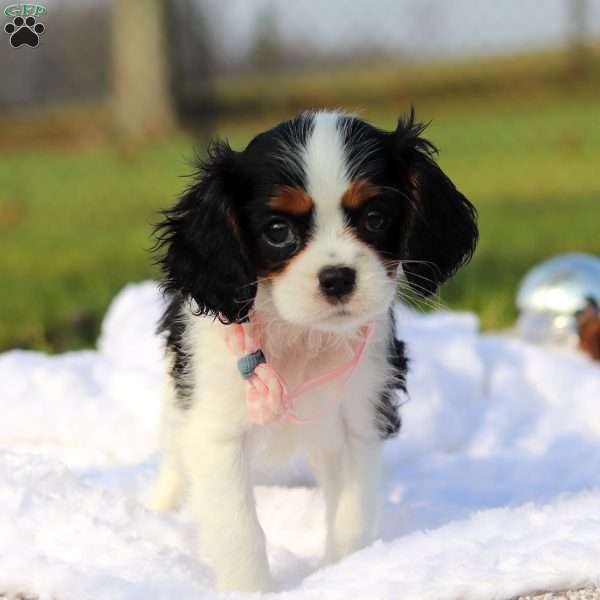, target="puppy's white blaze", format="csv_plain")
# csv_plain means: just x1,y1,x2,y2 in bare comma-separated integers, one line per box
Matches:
303,112,350,231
